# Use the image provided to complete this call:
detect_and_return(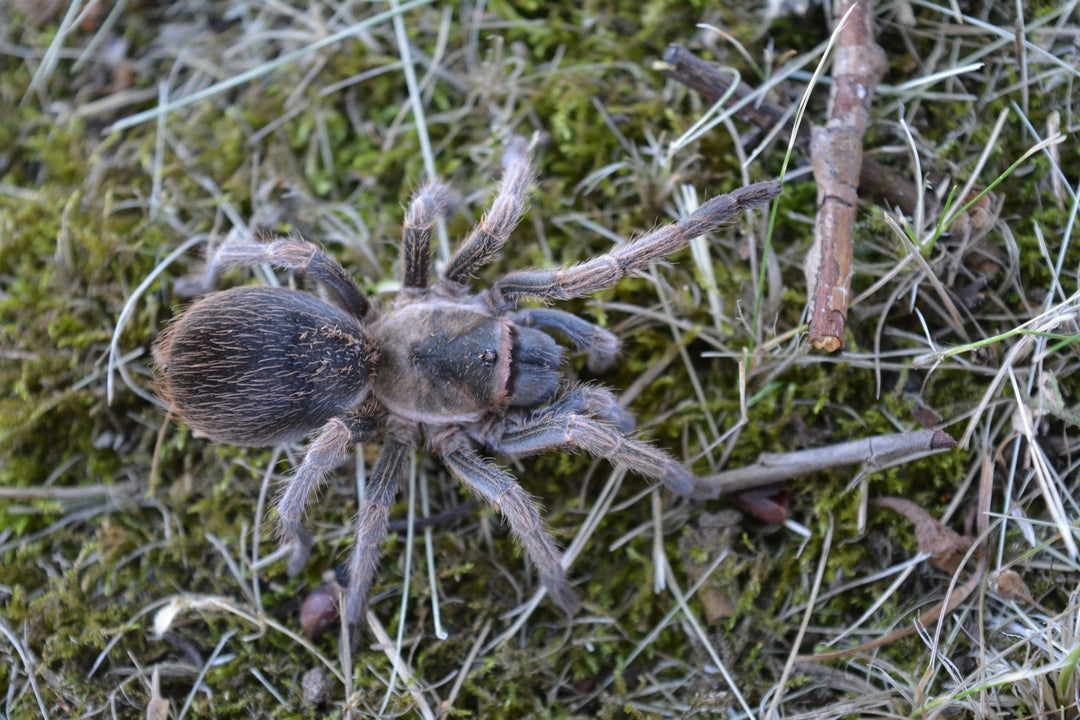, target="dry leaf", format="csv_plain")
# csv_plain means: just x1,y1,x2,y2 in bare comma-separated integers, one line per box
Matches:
872,496,974,573
989,569,1035,604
